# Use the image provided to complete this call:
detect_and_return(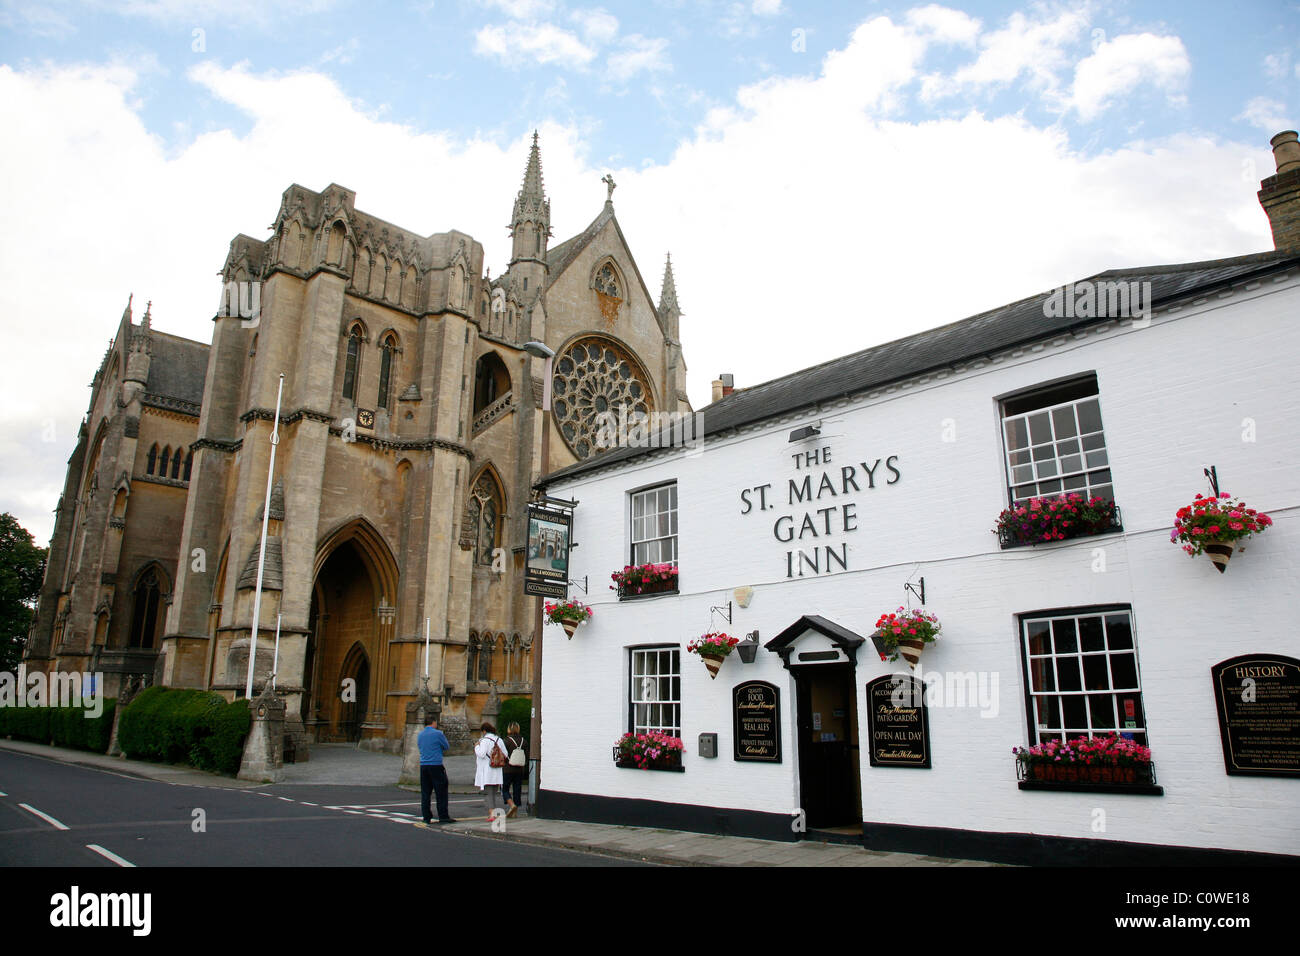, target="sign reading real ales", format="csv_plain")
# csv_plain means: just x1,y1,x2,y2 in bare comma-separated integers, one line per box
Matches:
1211,654,1300,777
732,680,781,762
866,674,931,768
